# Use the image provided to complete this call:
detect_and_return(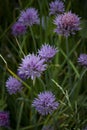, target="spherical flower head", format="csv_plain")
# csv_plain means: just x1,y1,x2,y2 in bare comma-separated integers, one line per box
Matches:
11,22,27,36
38,44,58,62
32,91,59,115
54,11,81,37
18,54,47,80
77,54,87,67
0,111,10,127
18,8,40,26
49,0,65,15
6,76,23,95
